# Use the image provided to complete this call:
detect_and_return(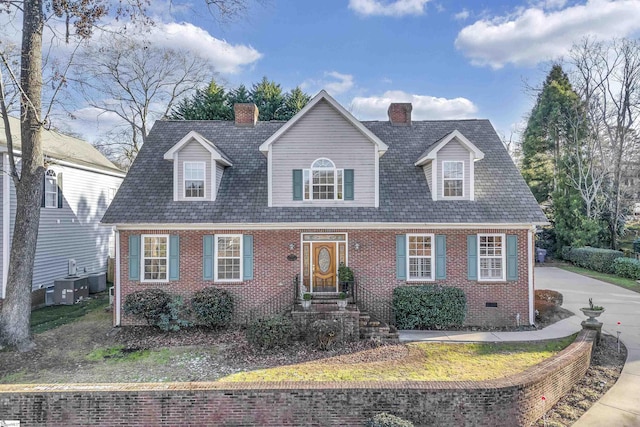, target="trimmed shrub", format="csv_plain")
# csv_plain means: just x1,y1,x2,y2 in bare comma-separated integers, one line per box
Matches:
366,413,414,427
191,287,234,328
565,247,624,274
246,316,294,350
613,257,640,280
307,319,341,350
122,289,191,331
560,246,573,260
393,285,466,330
